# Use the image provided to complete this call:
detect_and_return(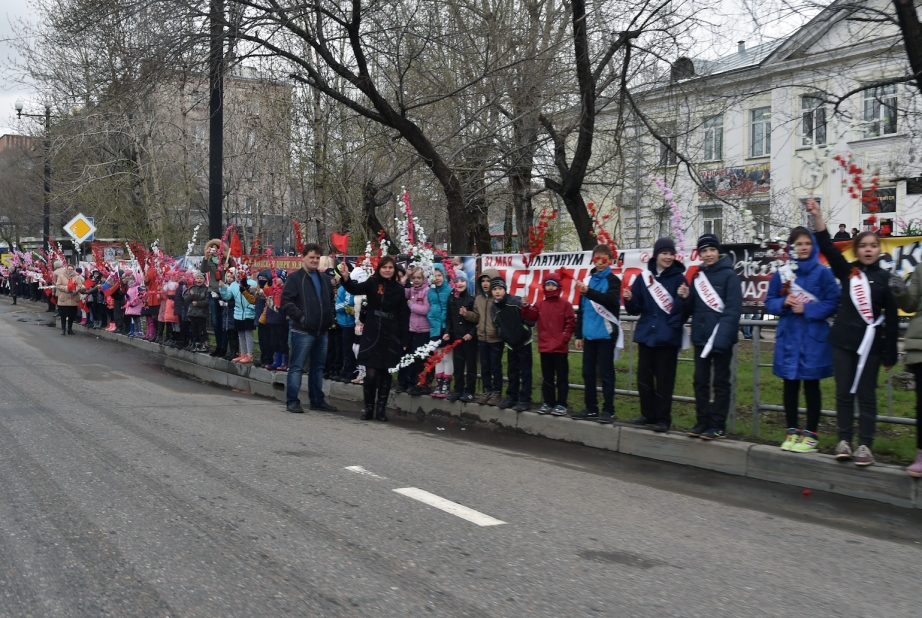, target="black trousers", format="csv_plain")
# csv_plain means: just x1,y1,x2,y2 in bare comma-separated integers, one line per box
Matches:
693,345,734,431
540,352,569,407
909,363,922,450
58,305,77,331
637,344,679,425
326,327,342,375
452,338,478,395
190,316,207,344
506,343,533,403
270,323,289,356
783,379,822,432
832,346,881,448
582,338,615,414
341,328,357,379
257,323,273,364
479,341,504,393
